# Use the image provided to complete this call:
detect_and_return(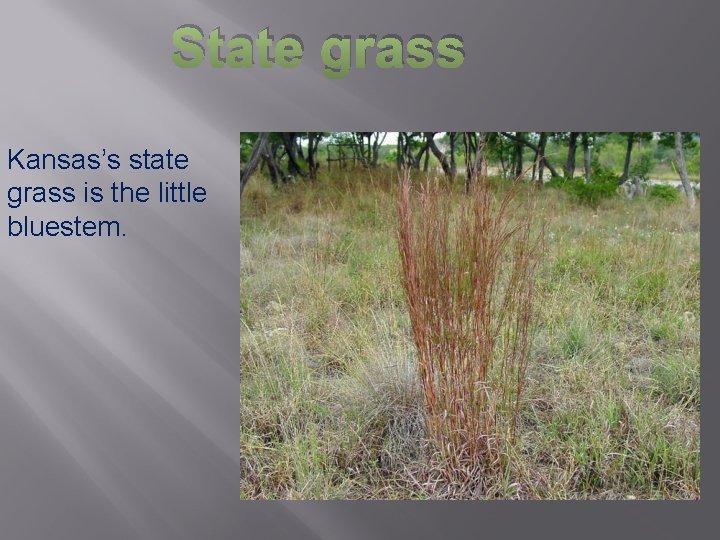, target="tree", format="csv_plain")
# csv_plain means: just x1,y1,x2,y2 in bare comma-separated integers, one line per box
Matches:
536,132,549,183
657,131,699,207
448,132,458,177
619,132,635,185
396,132,424,170
306,132,324,178
352,132,387,168
563,132,579,179
240,132,268,197
463,132,485,192
500,132,559,178
262,136,284,186
424,132,452,177
619,132,653,185
280,133,306,177
513,132,525,178
674,131,696,208
581,132,593,181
